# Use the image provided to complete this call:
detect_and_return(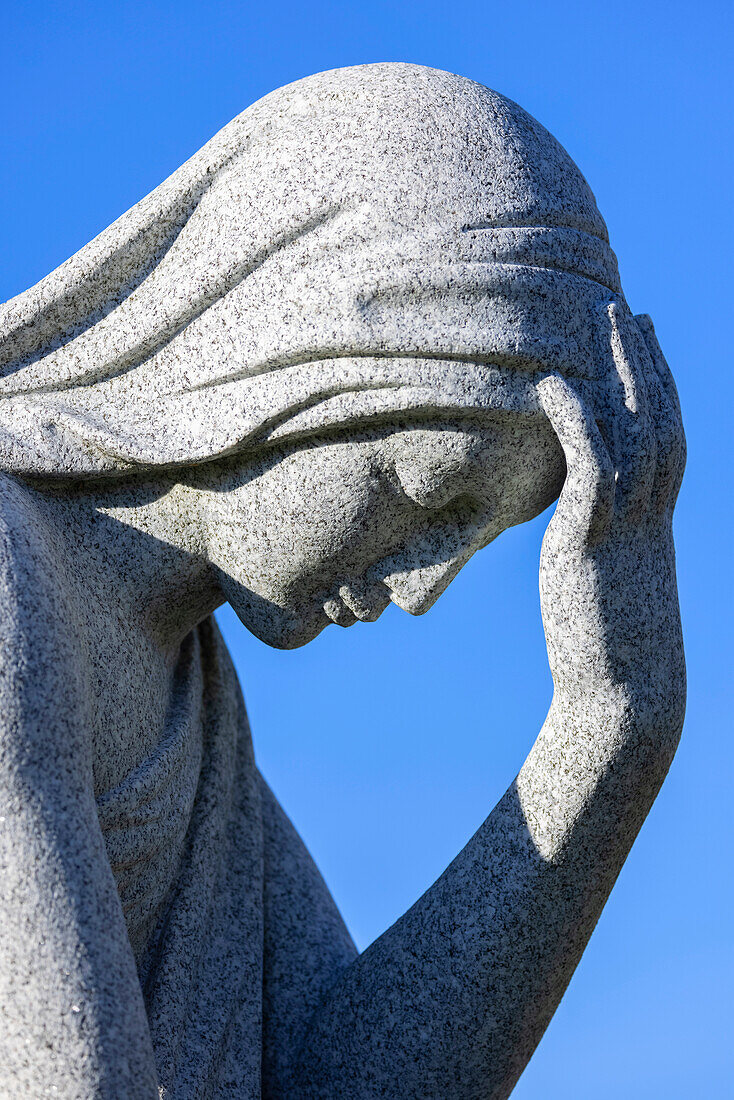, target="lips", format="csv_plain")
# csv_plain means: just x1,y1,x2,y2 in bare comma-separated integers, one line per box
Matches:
323,581,391,626
323,595,357,627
